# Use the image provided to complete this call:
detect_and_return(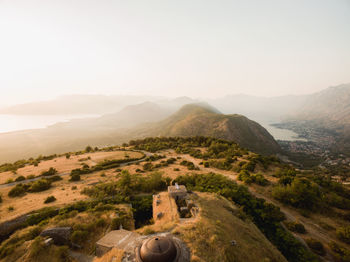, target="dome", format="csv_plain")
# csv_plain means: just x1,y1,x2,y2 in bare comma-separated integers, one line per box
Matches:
139,236,177,262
